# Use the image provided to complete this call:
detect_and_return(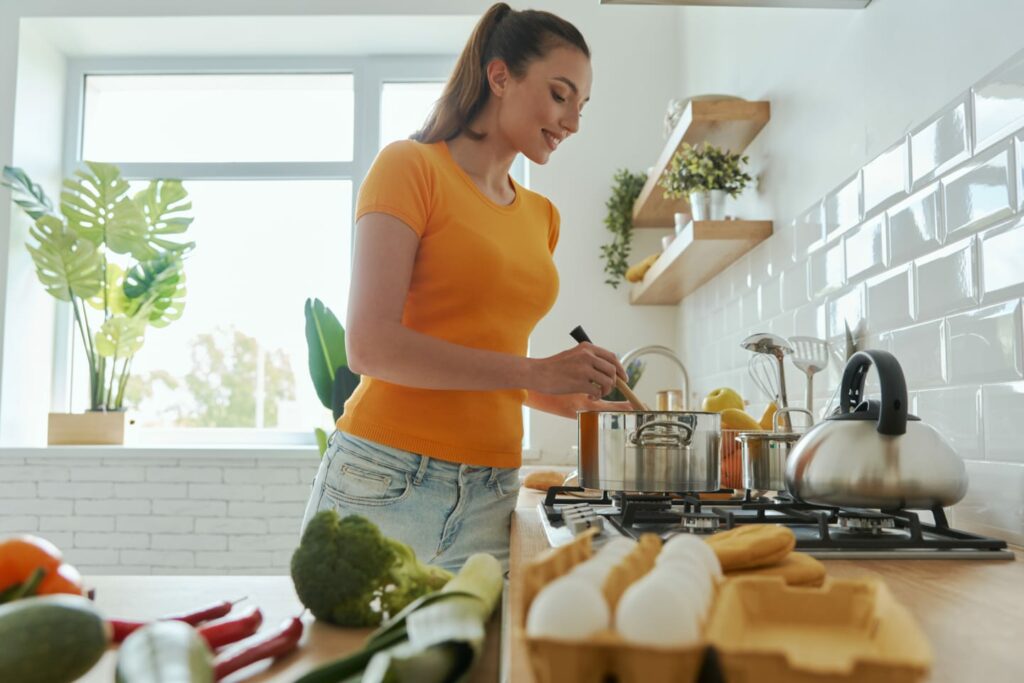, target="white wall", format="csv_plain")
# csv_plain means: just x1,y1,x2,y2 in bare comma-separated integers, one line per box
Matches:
673,0,1024,544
